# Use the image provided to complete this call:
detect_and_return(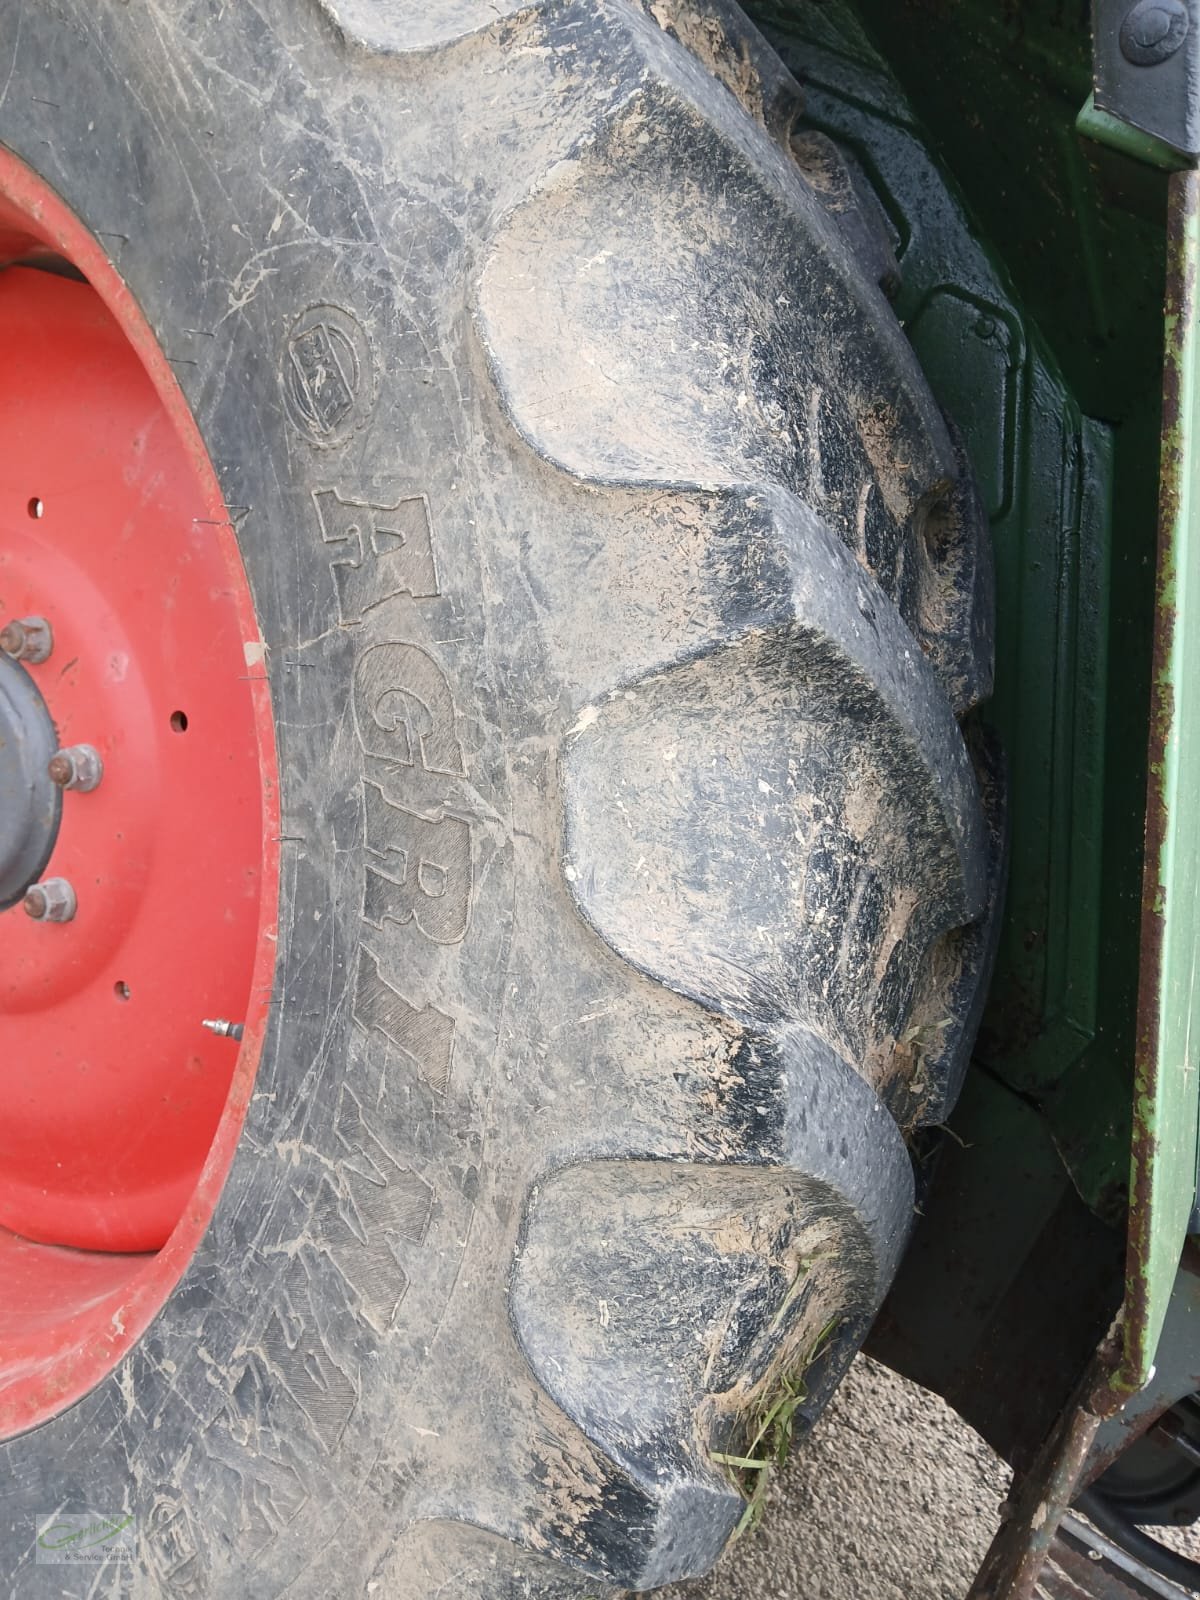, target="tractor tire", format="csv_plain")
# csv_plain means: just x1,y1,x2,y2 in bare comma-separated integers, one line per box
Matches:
0,1,1000,1595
